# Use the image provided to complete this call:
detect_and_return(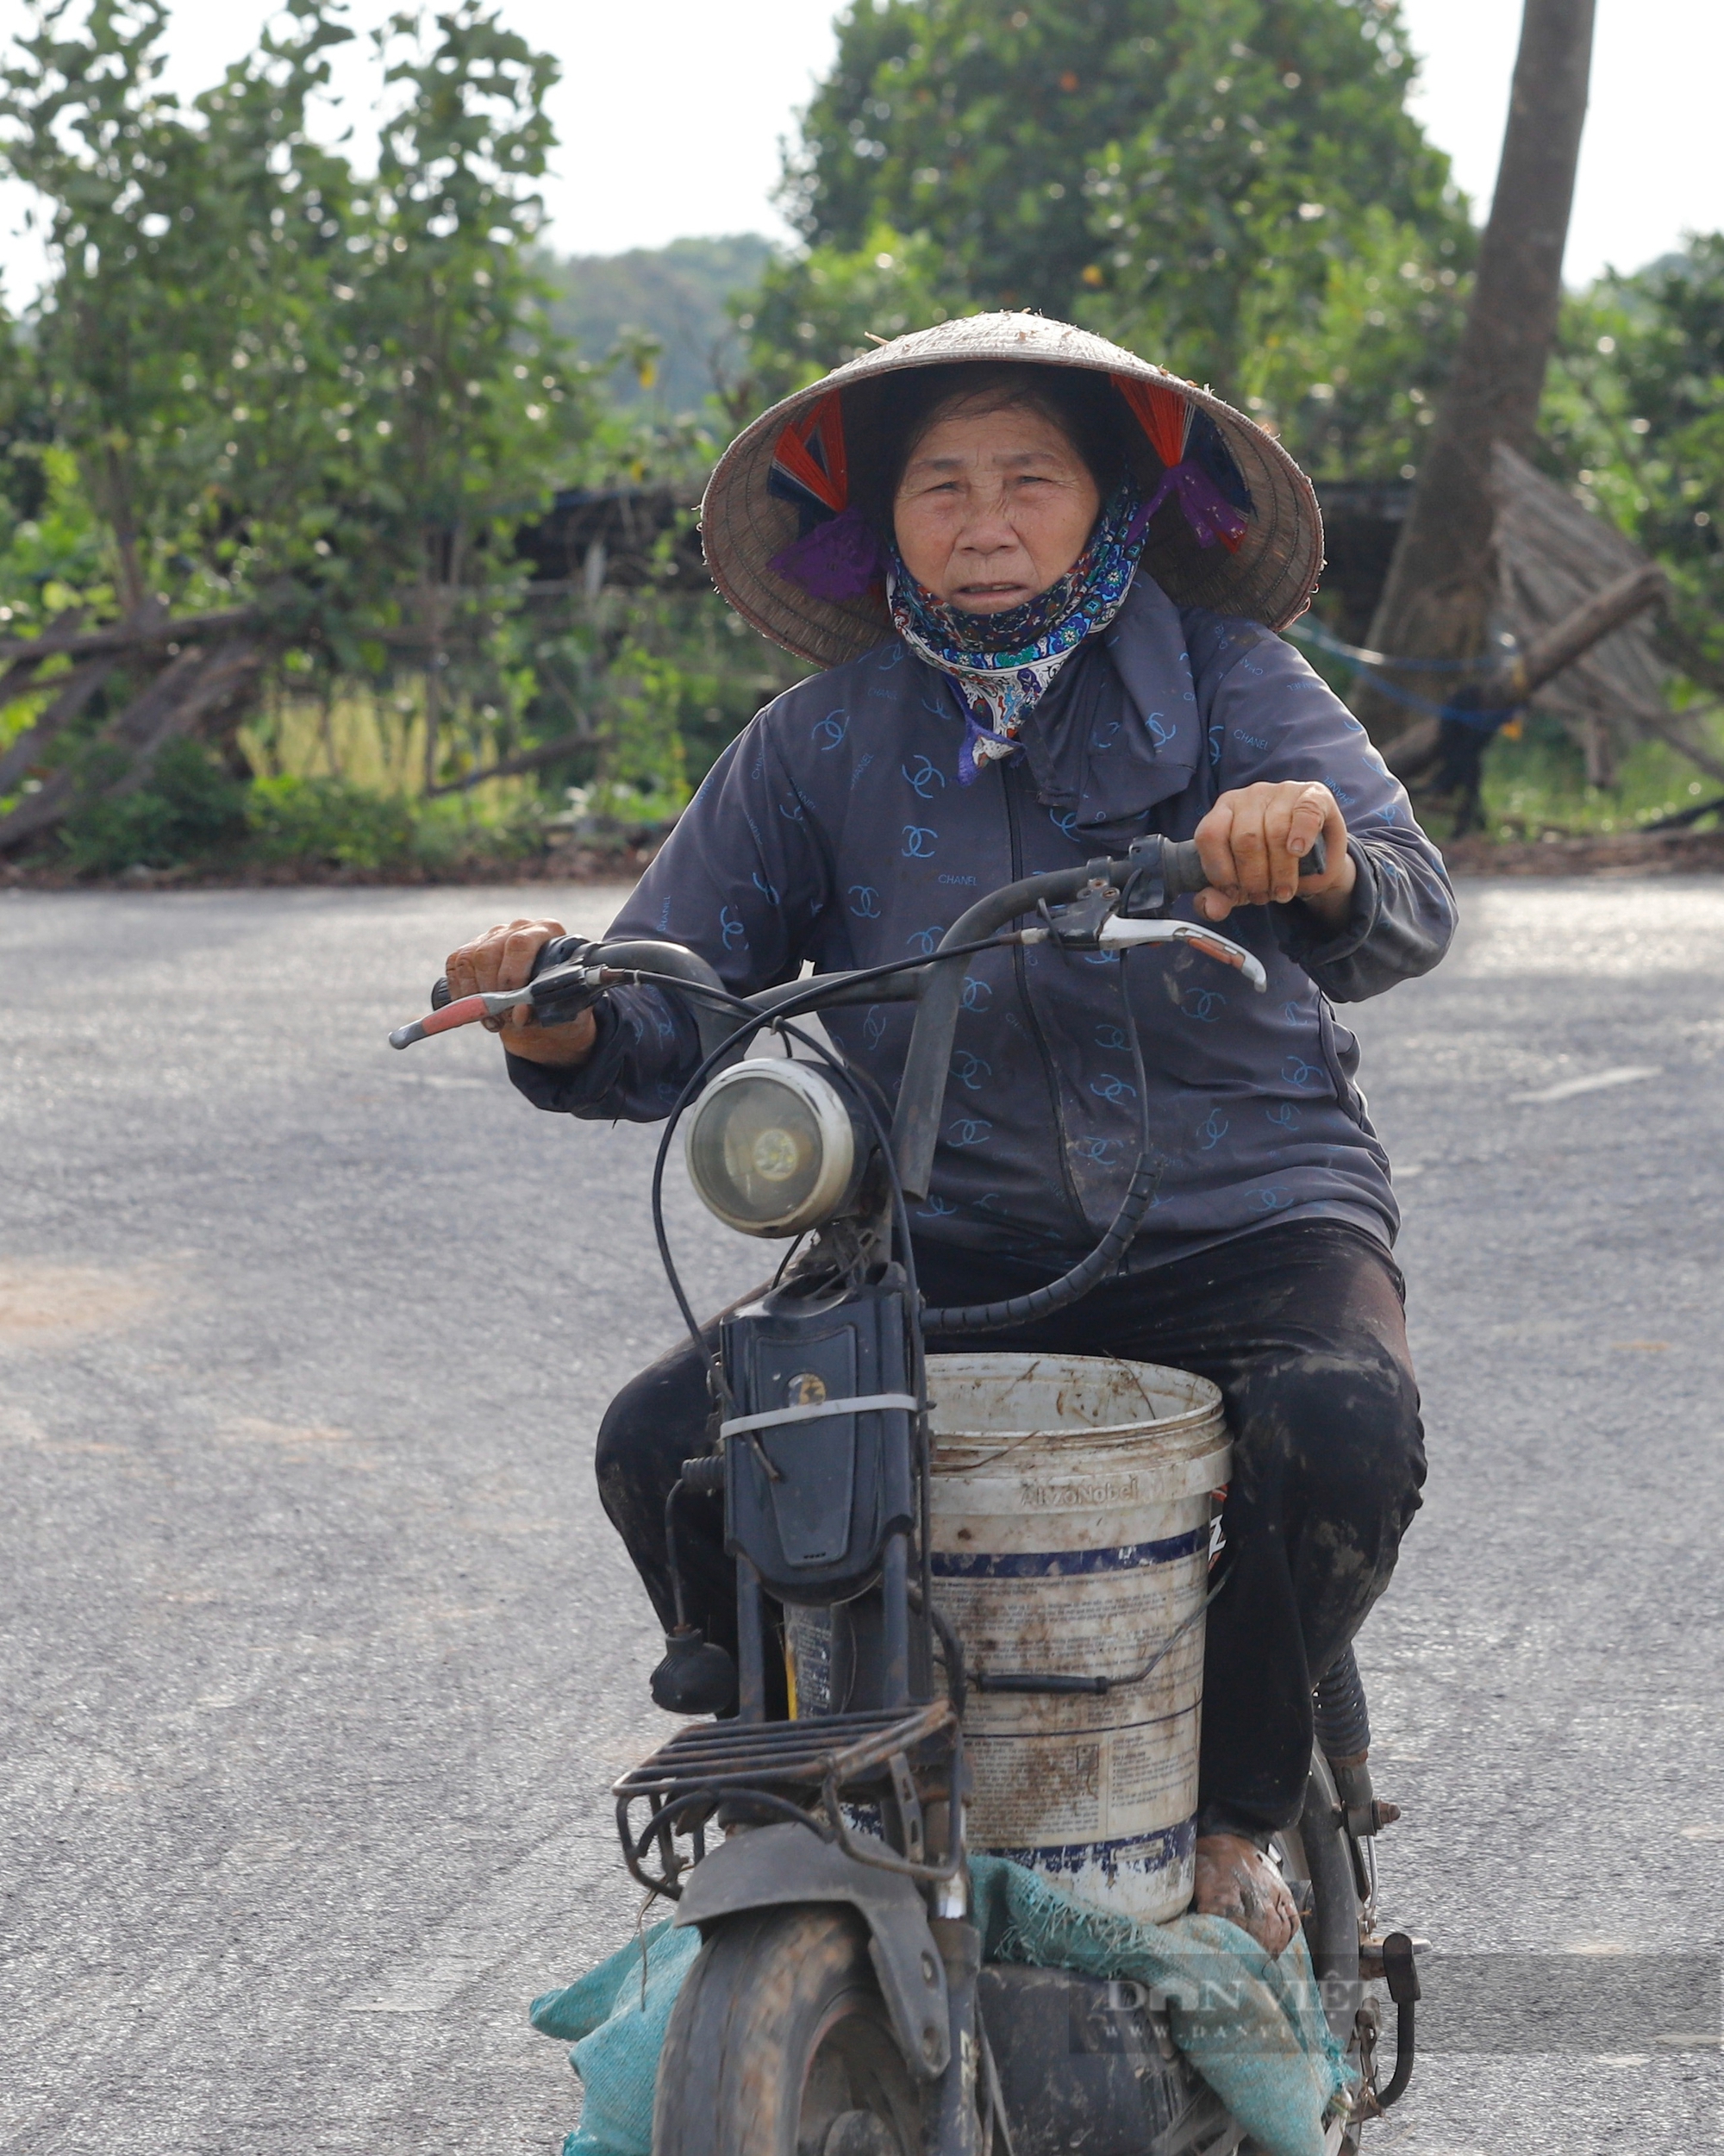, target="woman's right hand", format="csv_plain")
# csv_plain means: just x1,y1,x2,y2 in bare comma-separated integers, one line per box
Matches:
445,916,599,1068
